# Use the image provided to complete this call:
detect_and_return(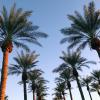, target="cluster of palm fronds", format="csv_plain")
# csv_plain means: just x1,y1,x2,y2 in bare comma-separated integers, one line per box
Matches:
53,1,100,100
